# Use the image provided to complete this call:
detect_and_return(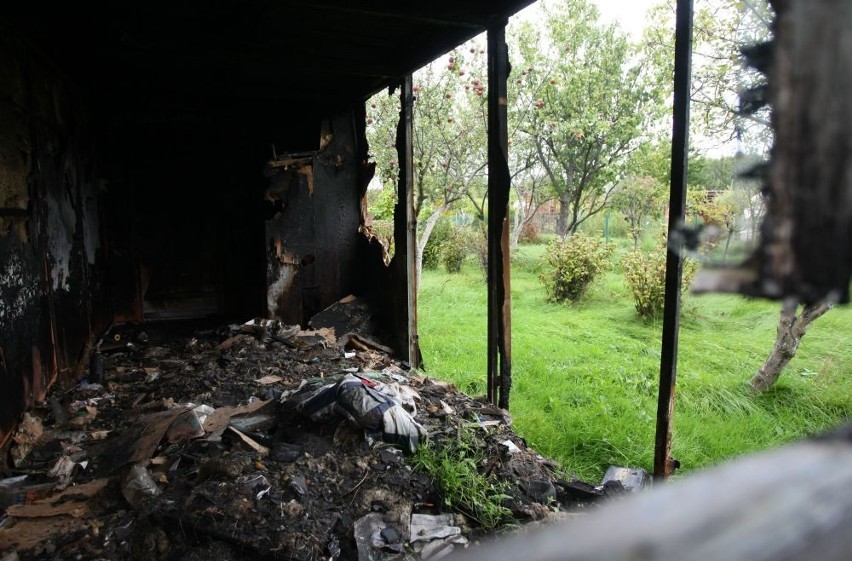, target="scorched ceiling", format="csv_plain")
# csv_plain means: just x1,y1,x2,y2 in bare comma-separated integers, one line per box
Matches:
9,0,536,123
